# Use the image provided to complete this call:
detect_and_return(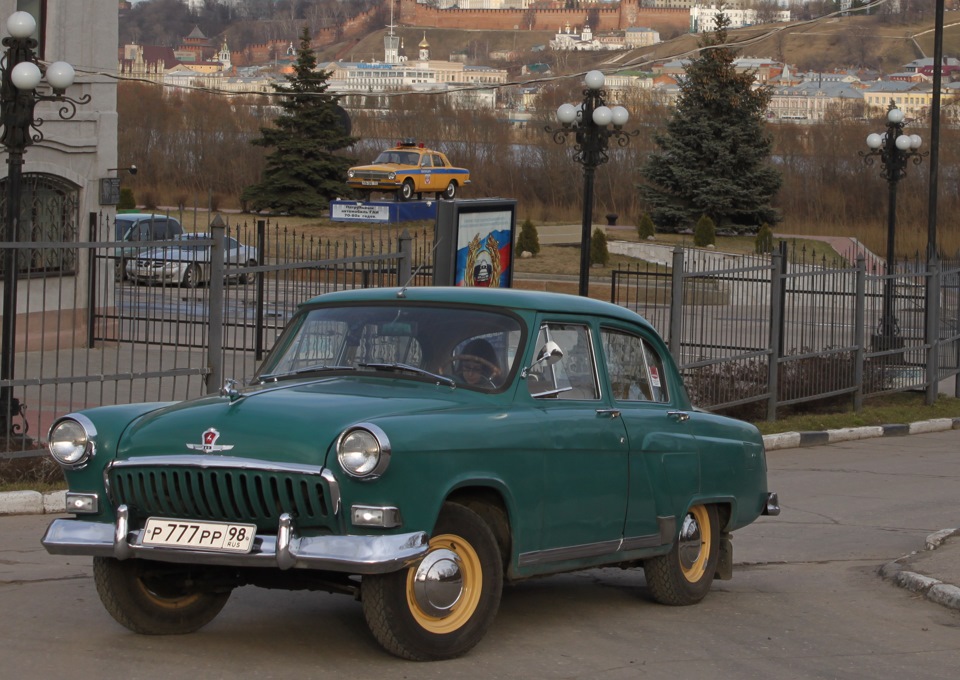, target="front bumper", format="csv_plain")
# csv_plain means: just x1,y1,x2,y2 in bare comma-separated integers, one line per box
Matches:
42,505,429,574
